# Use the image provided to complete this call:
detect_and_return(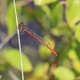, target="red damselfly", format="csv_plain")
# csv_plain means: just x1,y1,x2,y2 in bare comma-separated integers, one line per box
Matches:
18,22,57,56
